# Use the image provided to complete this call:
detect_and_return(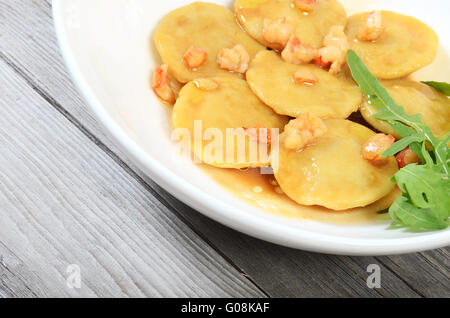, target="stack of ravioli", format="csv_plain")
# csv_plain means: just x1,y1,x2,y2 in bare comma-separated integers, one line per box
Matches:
153,1,449,211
